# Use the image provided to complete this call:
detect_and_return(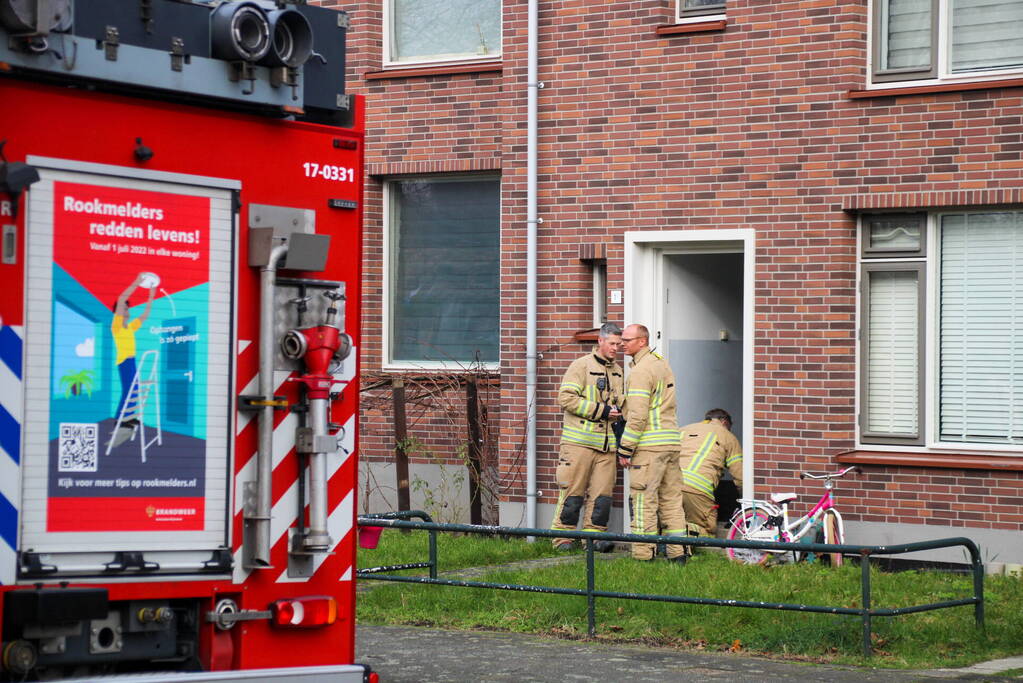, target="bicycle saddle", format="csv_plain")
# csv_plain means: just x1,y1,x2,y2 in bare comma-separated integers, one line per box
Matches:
770,492,798,504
